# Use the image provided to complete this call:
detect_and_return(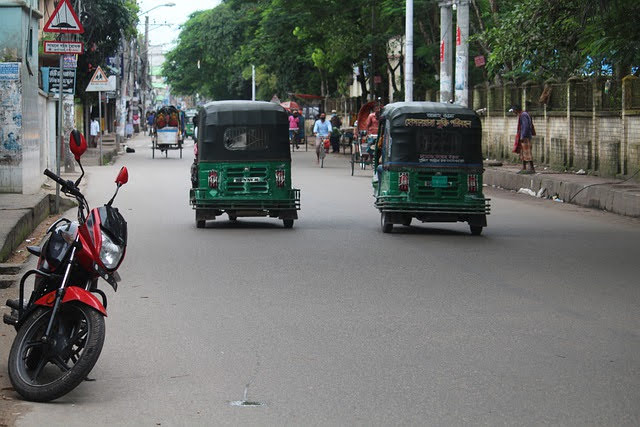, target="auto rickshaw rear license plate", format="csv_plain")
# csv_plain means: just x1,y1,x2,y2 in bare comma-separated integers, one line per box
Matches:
431,176,448,188
234,177,261,183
